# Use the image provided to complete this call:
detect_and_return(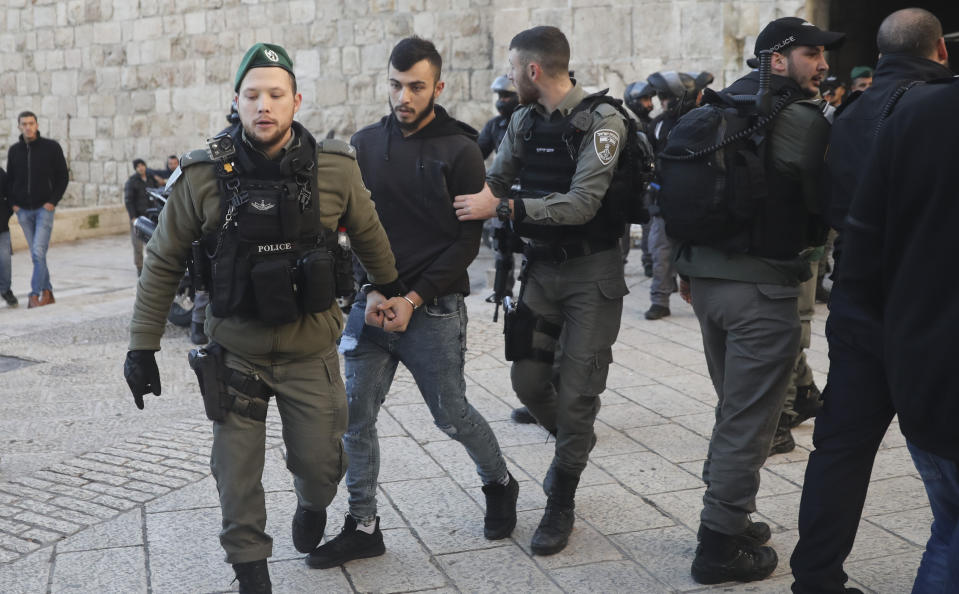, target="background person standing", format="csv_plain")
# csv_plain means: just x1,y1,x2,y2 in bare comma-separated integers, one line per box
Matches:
123,158,159,277
0,166,16,307
6,111,69,308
